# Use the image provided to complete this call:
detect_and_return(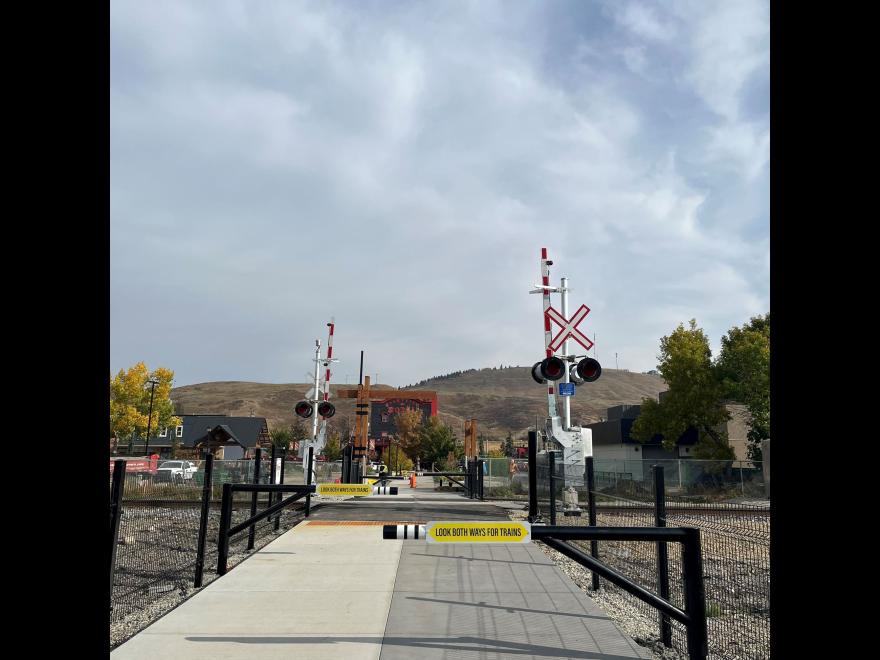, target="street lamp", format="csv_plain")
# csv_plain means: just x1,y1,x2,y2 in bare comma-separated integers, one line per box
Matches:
144,377,160,457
